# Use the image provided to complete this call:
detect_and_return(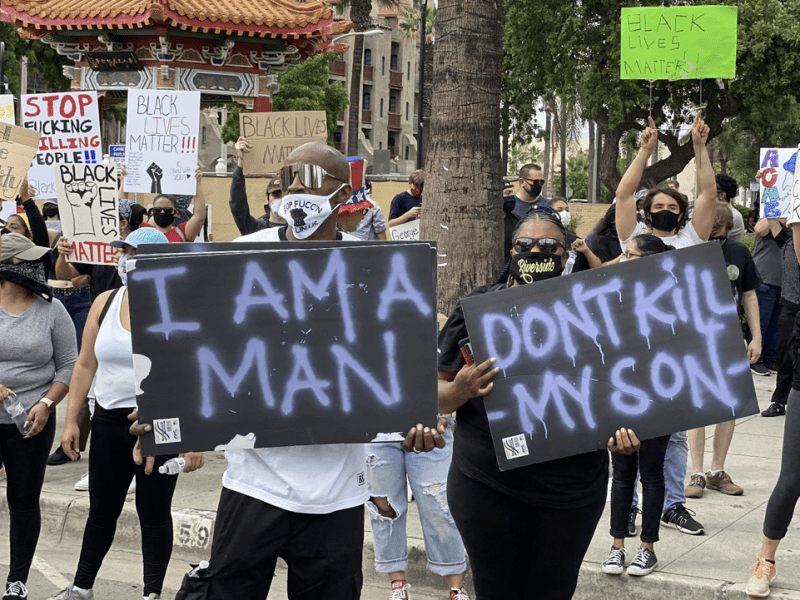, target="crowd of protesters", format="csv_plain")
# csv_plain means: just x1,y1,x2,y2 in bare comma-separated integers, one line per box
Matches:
0,108,797,600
